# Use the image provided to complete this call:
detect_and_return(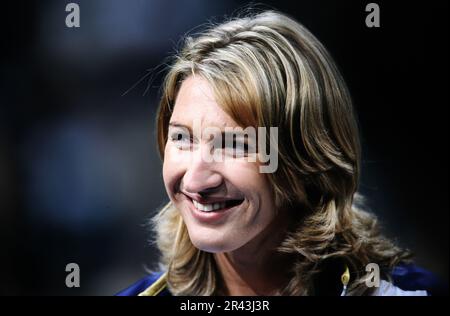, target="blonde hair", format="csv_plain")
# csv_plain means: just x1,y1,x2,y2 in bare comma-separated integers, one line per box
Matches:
152,10,410,295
